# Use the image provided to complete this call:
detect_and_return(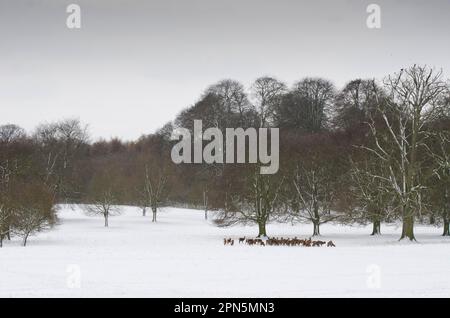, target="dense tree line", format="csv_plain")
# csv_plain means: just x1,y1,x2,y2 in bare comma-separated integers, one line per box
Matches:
0,65,448,245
